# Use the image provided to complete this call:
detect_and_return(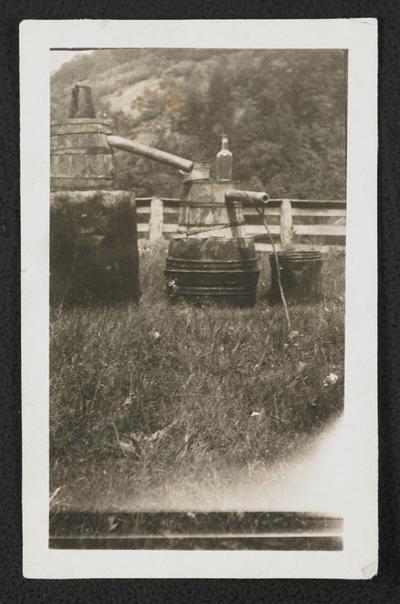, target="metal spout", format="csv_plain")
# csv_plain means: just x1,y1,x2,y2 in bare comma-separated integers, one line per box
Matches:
107,135,194,173
225,190,269,205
